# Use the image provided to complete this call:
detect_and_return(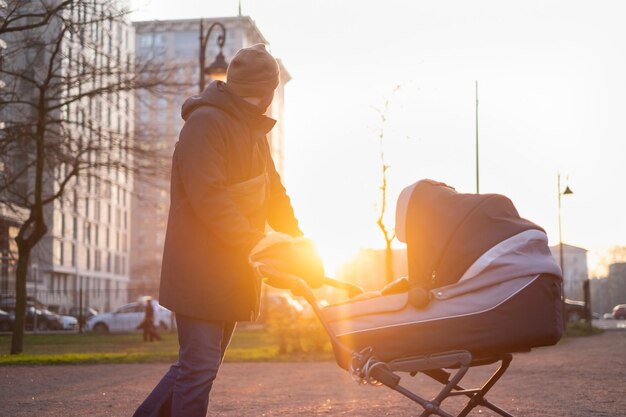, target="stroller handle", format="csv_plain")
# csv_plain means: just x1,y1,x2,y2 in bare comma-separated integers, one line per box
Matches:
255,265,364,298
255,265,363,361
322,277,364,298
